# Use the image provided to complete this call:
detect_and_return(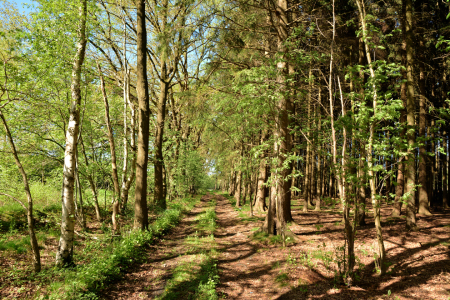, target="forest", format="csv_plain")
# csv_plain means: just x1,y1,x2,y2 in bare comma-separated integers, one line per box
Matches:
0,0,449,298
